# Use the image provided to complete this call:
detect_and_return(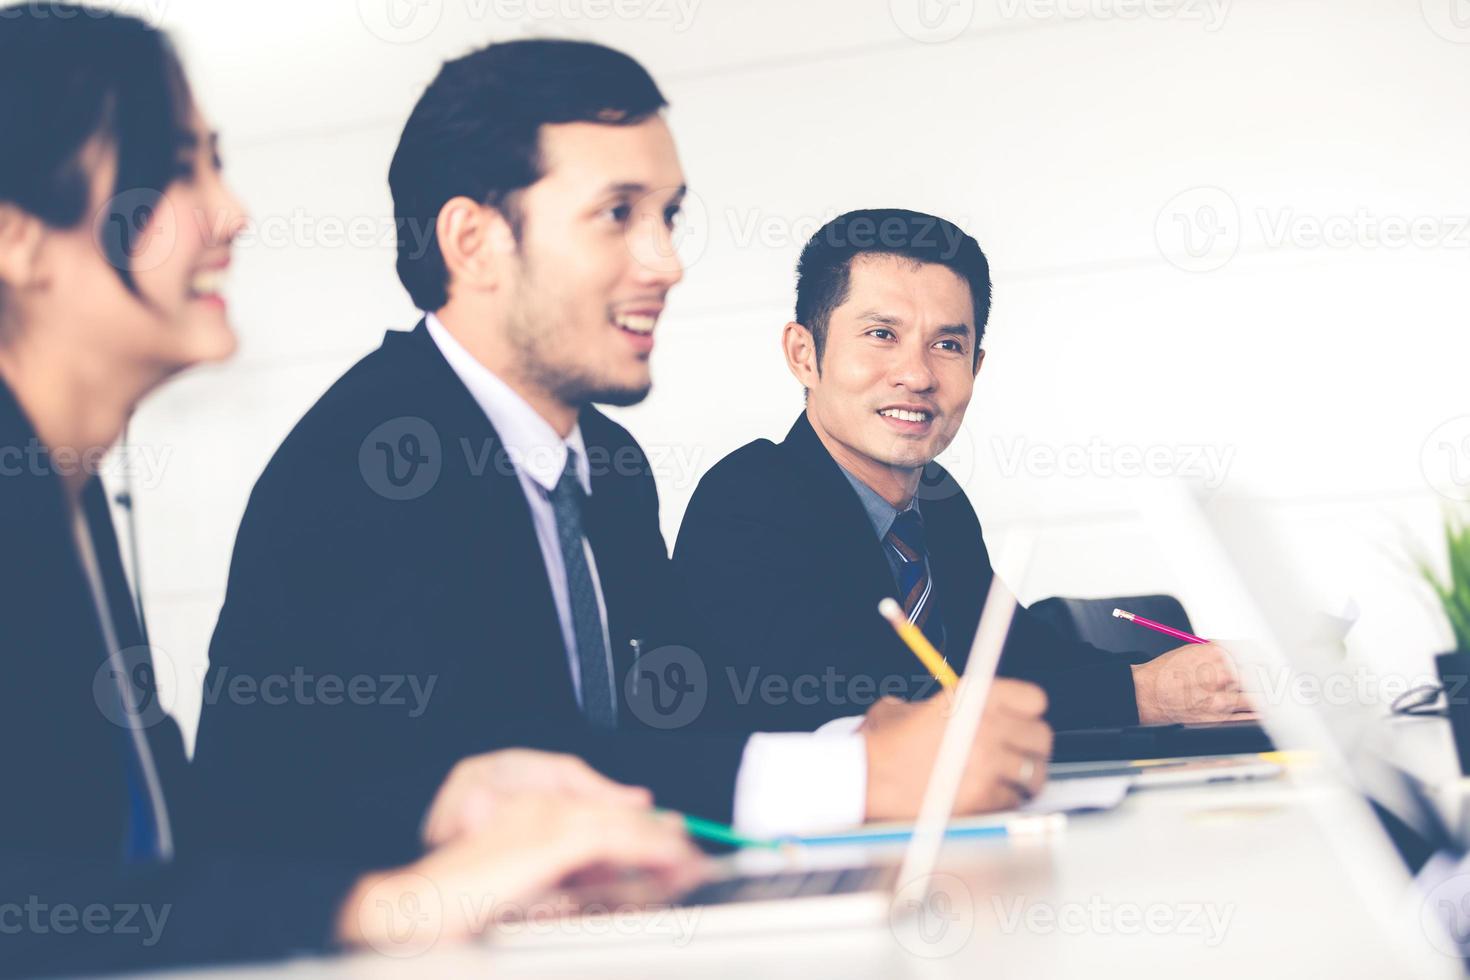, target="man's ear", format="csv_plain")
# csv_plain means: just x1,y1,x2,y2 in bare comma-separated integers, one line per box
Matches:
435,197,518,301
973,347,986,377
782,321,820,388
0,204,45,293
